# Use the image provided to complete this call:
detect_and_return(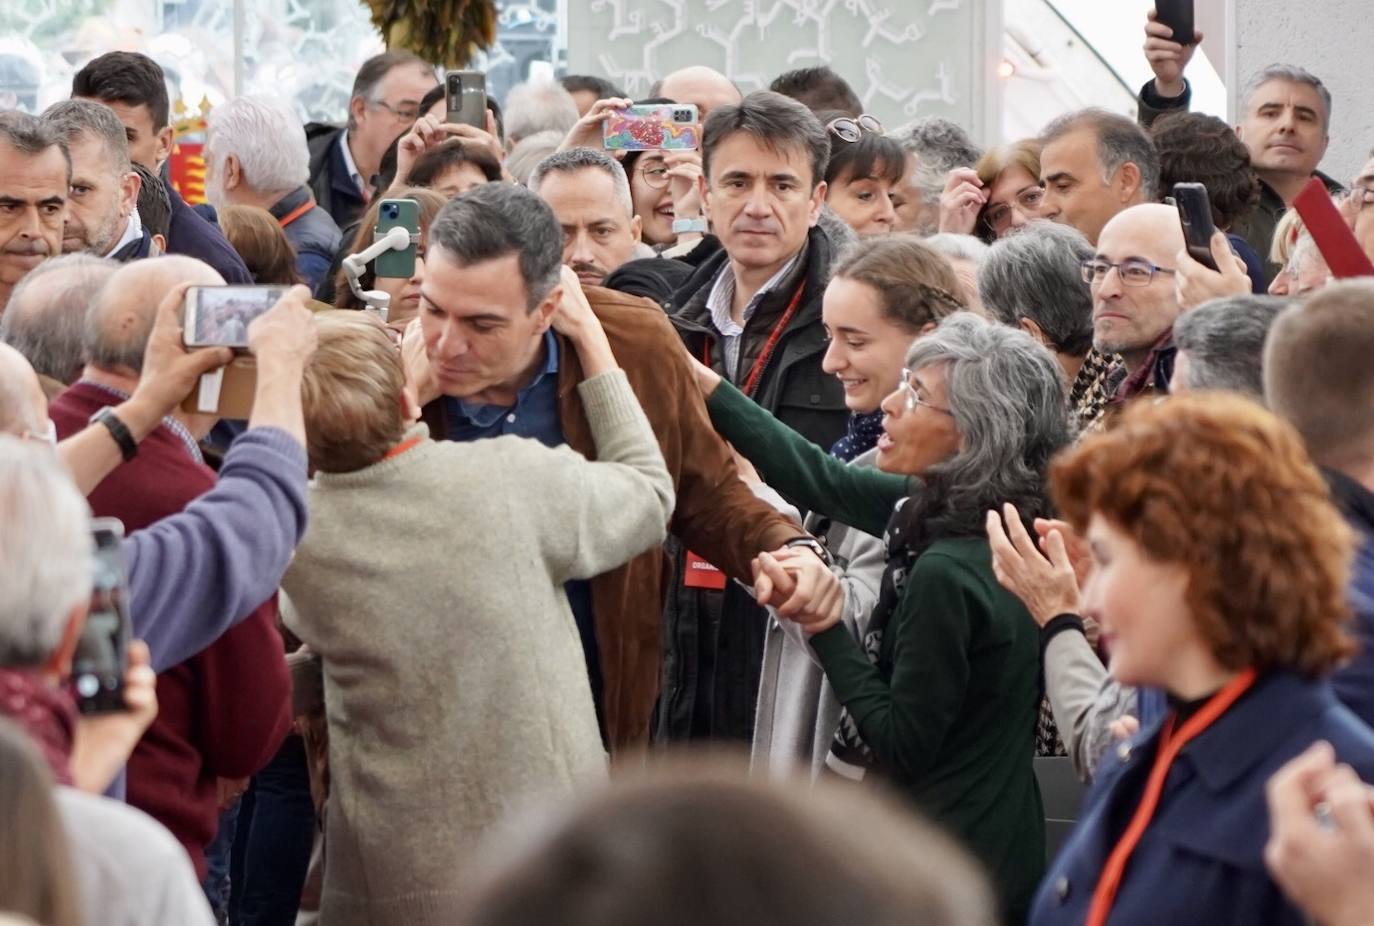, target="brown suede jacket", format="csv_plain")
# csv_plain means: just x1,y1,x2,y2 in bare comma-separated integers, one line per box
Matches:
421,286,801,749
